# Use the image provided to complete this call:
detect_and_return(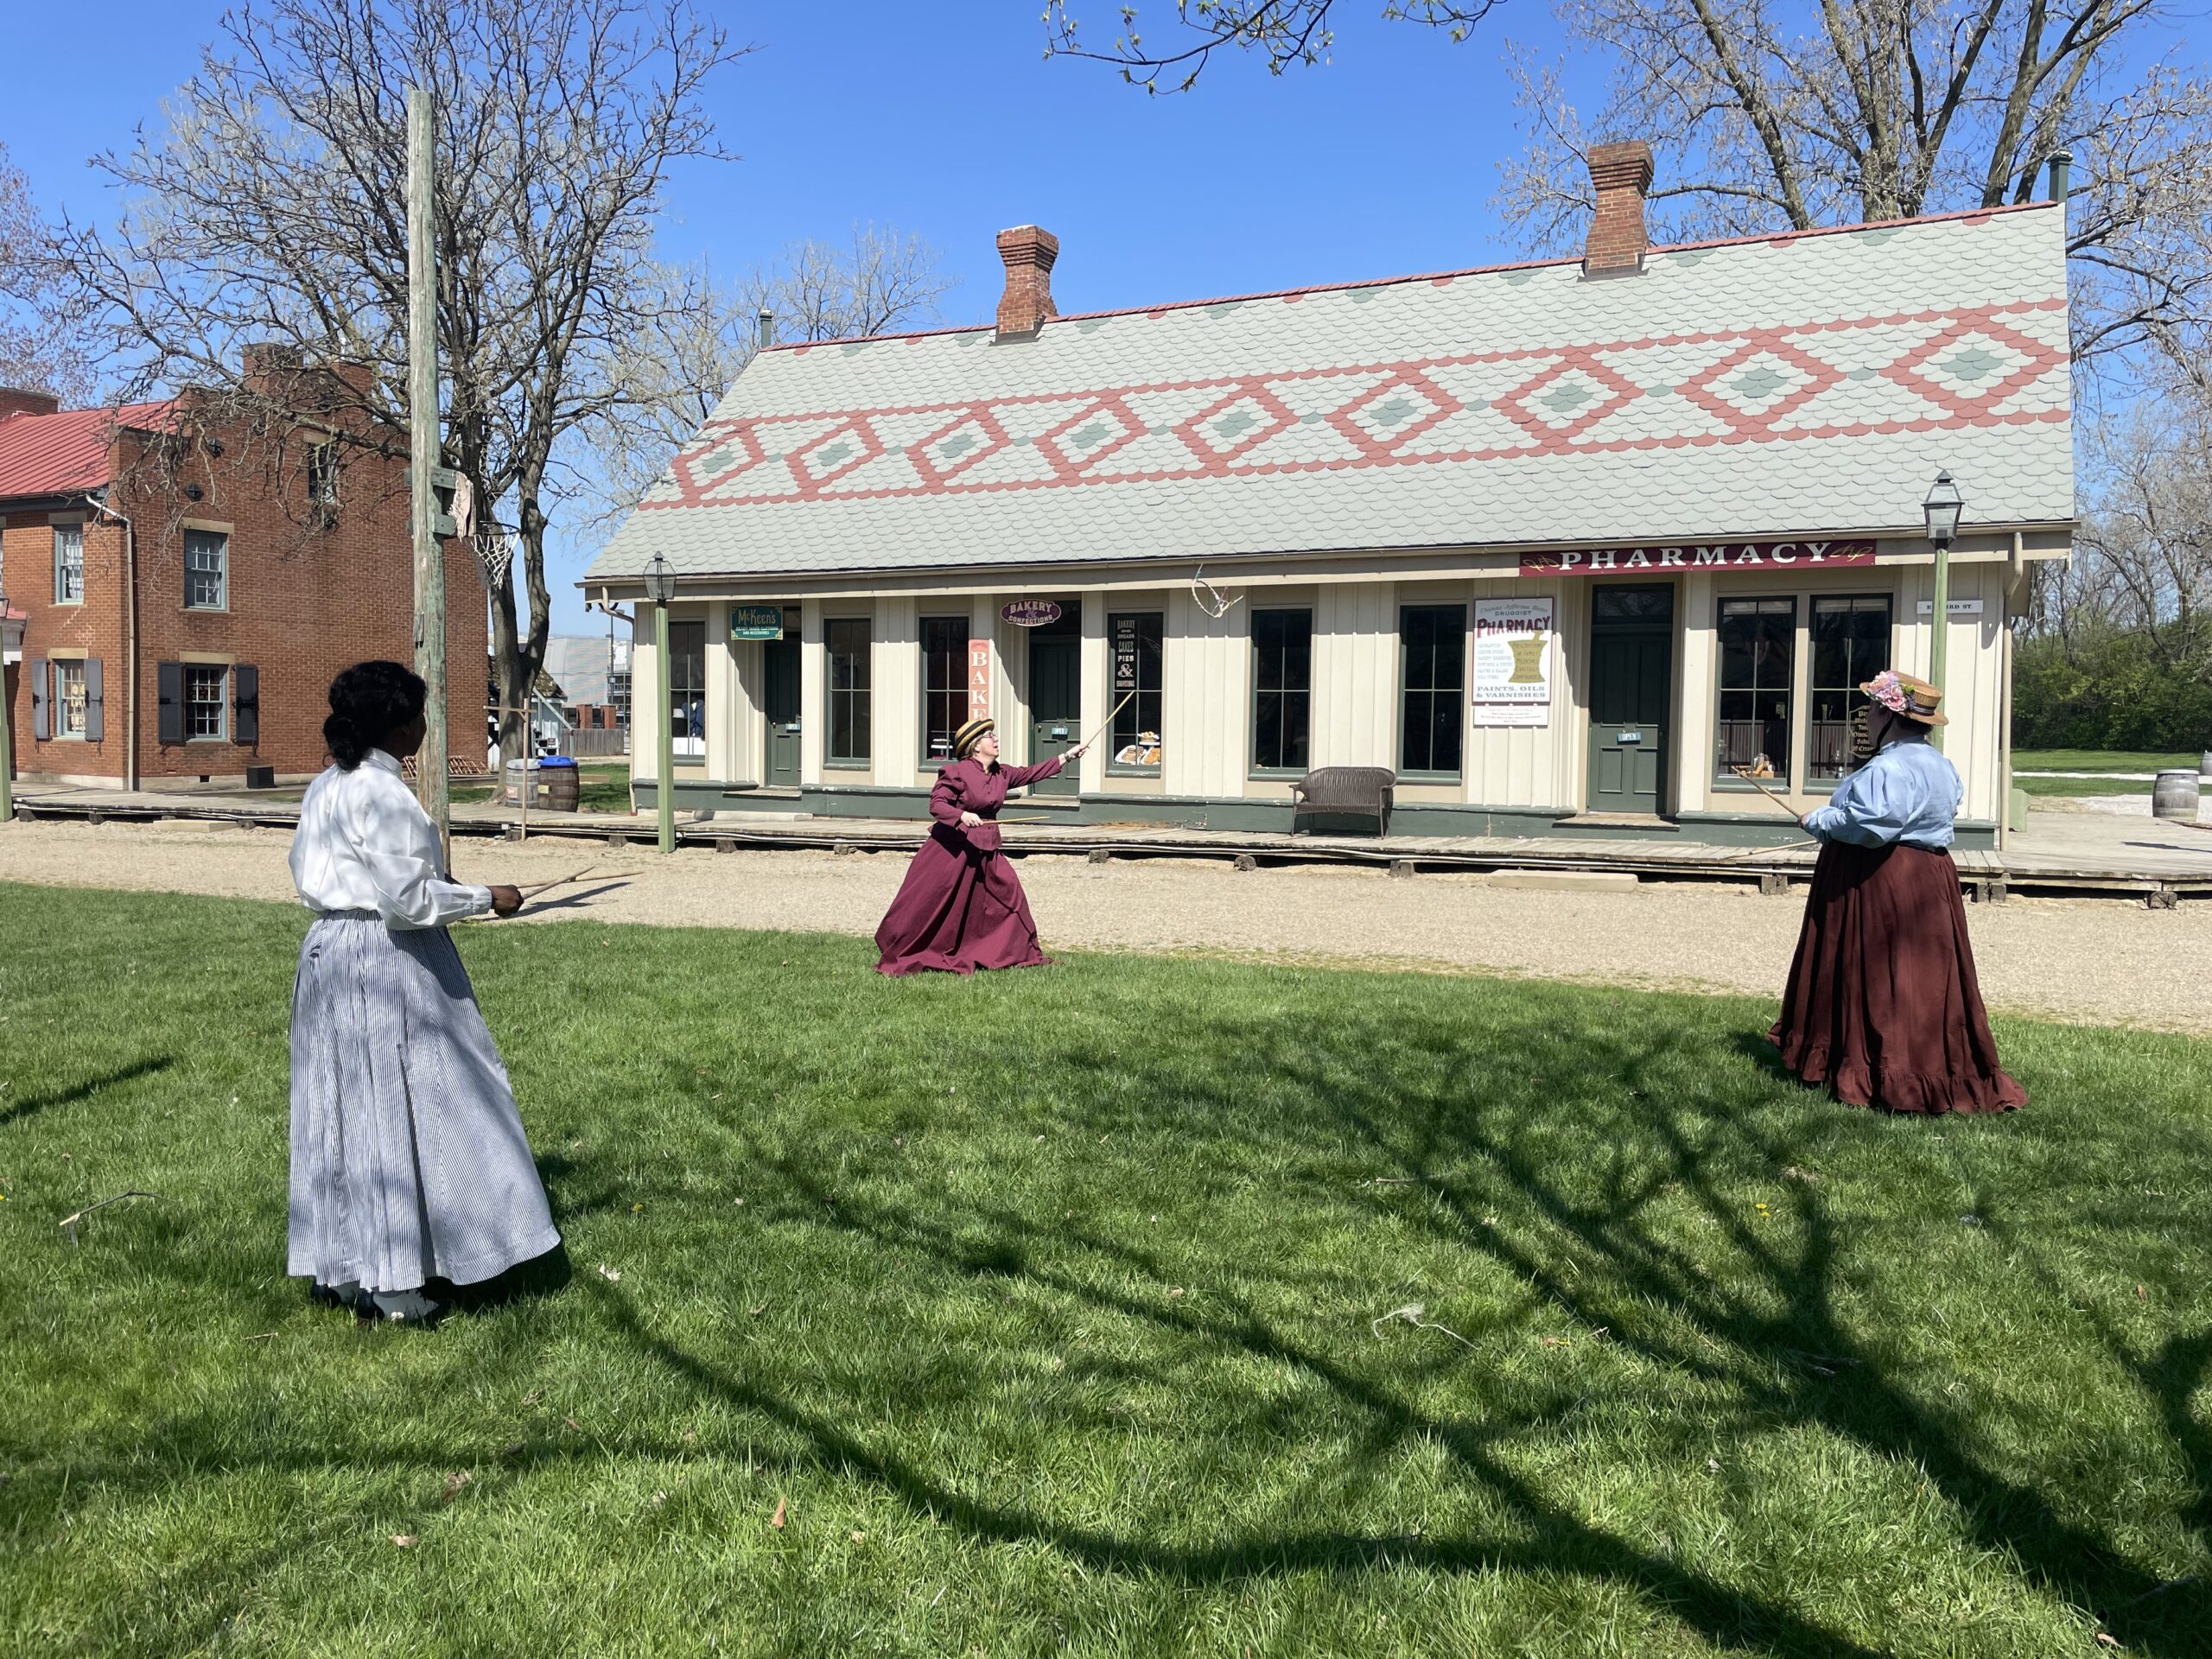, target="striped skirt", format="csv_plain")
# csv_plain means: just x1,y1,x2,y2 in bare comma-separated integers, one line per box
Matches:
289,912,561,1294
